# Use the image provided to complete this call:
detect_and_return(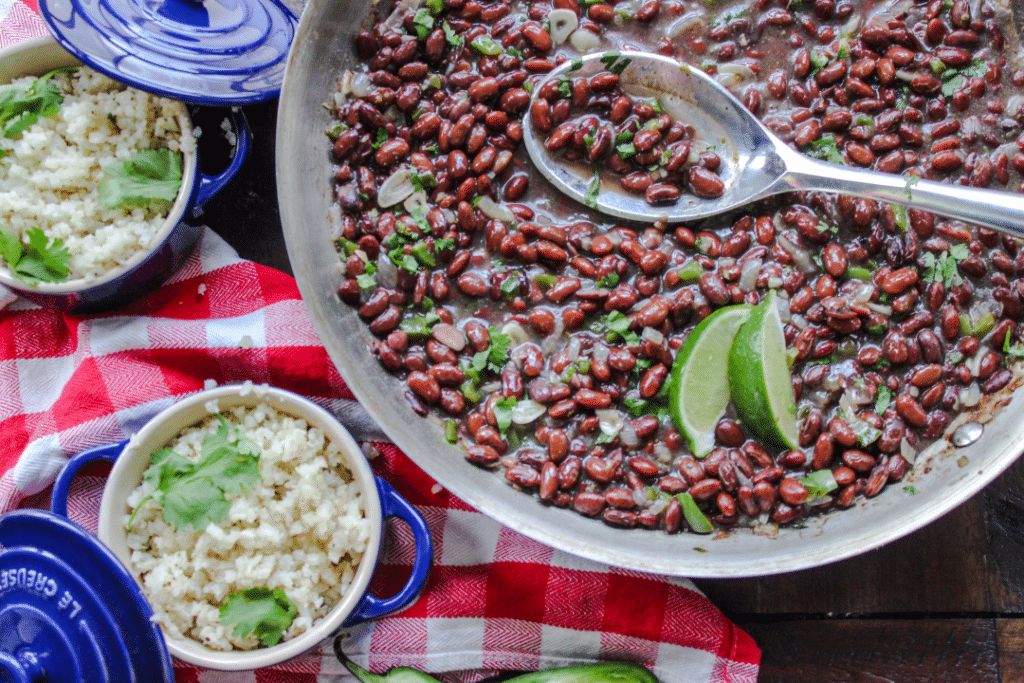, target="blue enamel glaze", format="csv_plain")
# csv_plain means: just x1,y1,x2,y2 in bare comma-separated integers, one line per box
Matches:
7,107,251,313
37,0,298,105
51,439,434,631
0,510,174,682
343,477,434,626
